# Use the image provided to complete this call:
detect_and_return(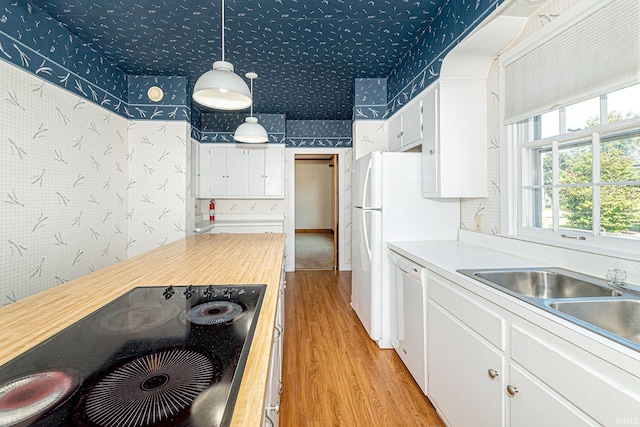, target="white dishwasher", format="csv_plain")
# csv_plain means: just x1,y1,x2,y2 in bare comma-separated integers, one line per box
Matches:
388,249,428,395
